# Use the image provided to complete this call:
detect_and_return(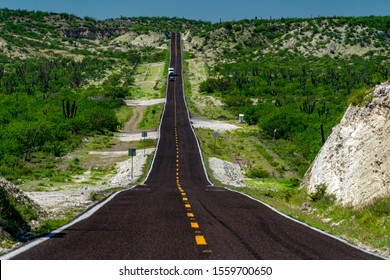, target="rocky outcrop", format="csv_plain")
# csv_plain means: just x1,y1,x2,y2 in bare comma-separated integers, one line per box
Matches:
0,178,44,216
302,83,390,207
0,178,46,239
61,27,124,40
